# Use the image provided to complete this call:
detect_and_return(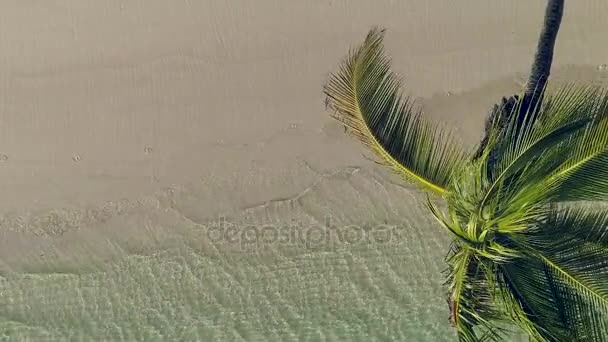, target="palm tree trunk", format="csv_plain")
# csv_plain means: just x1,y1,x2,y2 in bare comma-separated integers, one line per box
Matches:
474,0,565,161
523,0,565,112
